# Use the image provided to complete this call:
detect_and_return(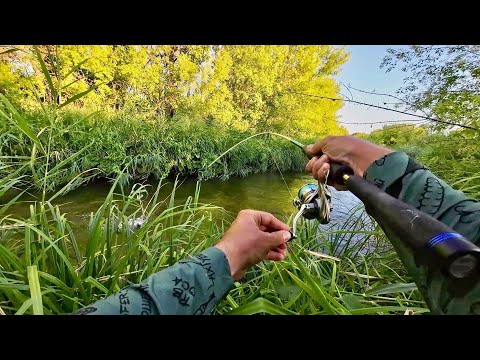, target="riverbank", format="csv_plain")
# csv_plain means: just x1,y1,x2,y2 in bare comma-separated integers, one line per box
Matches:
1,109,313,193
